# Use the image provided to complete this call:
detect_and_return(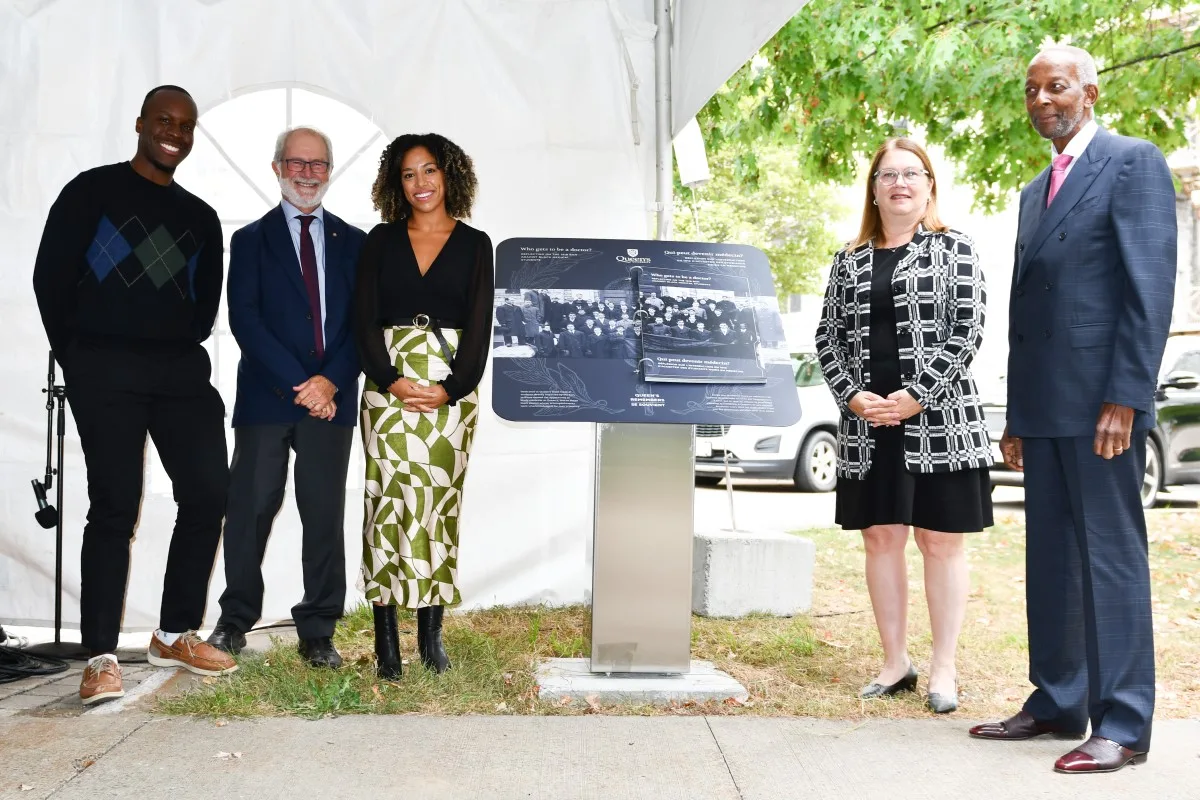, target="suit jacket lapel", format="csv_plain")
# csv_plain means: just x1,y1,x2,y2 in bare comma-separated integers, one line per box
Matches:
890,226,929,283
322,212,347,336
264,205,309,304
1015,170,1049,283
1020,128,1112,276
